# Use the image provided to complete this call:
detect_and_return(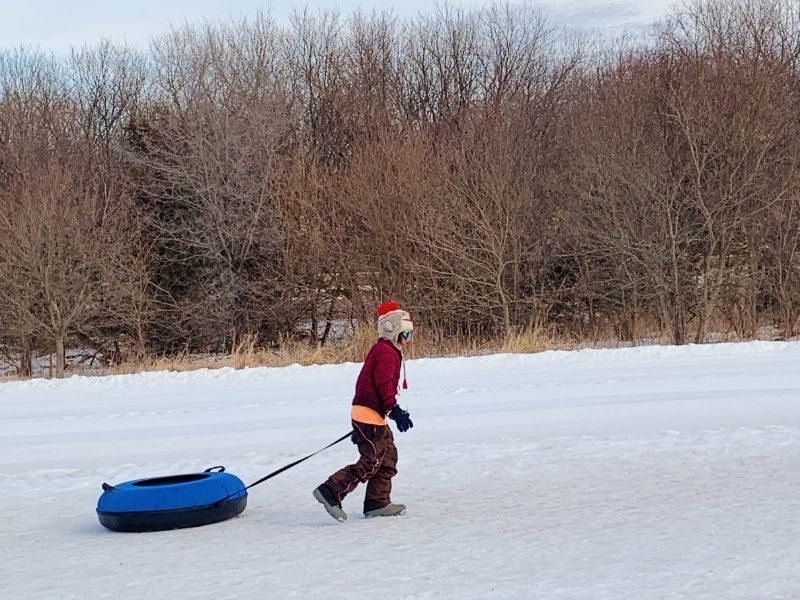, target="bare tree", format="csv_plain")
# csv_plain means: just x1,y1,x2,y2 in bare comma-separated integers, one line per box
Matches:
0,117,137,377
563,46,700,344
661,0,800,340
128,18,295,349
